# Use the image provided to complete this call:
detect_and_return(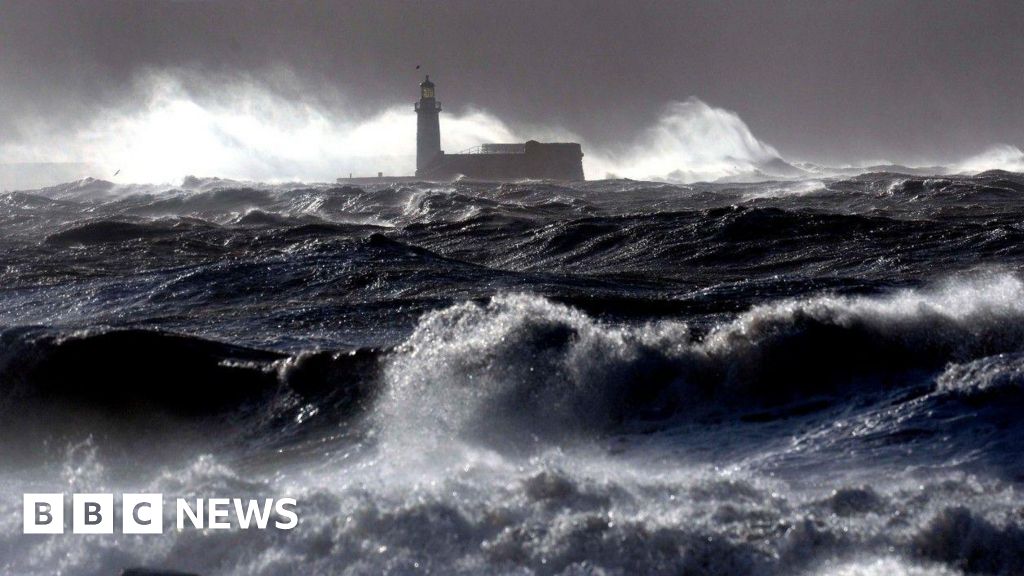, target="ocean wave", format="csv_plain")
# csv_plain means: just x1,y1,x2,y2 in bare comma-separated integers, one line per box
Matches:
0,327,282,416
379,274,1024,448
0,328,384,452
936,353,1024,396
45,219,181,245
913,506,1024,574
